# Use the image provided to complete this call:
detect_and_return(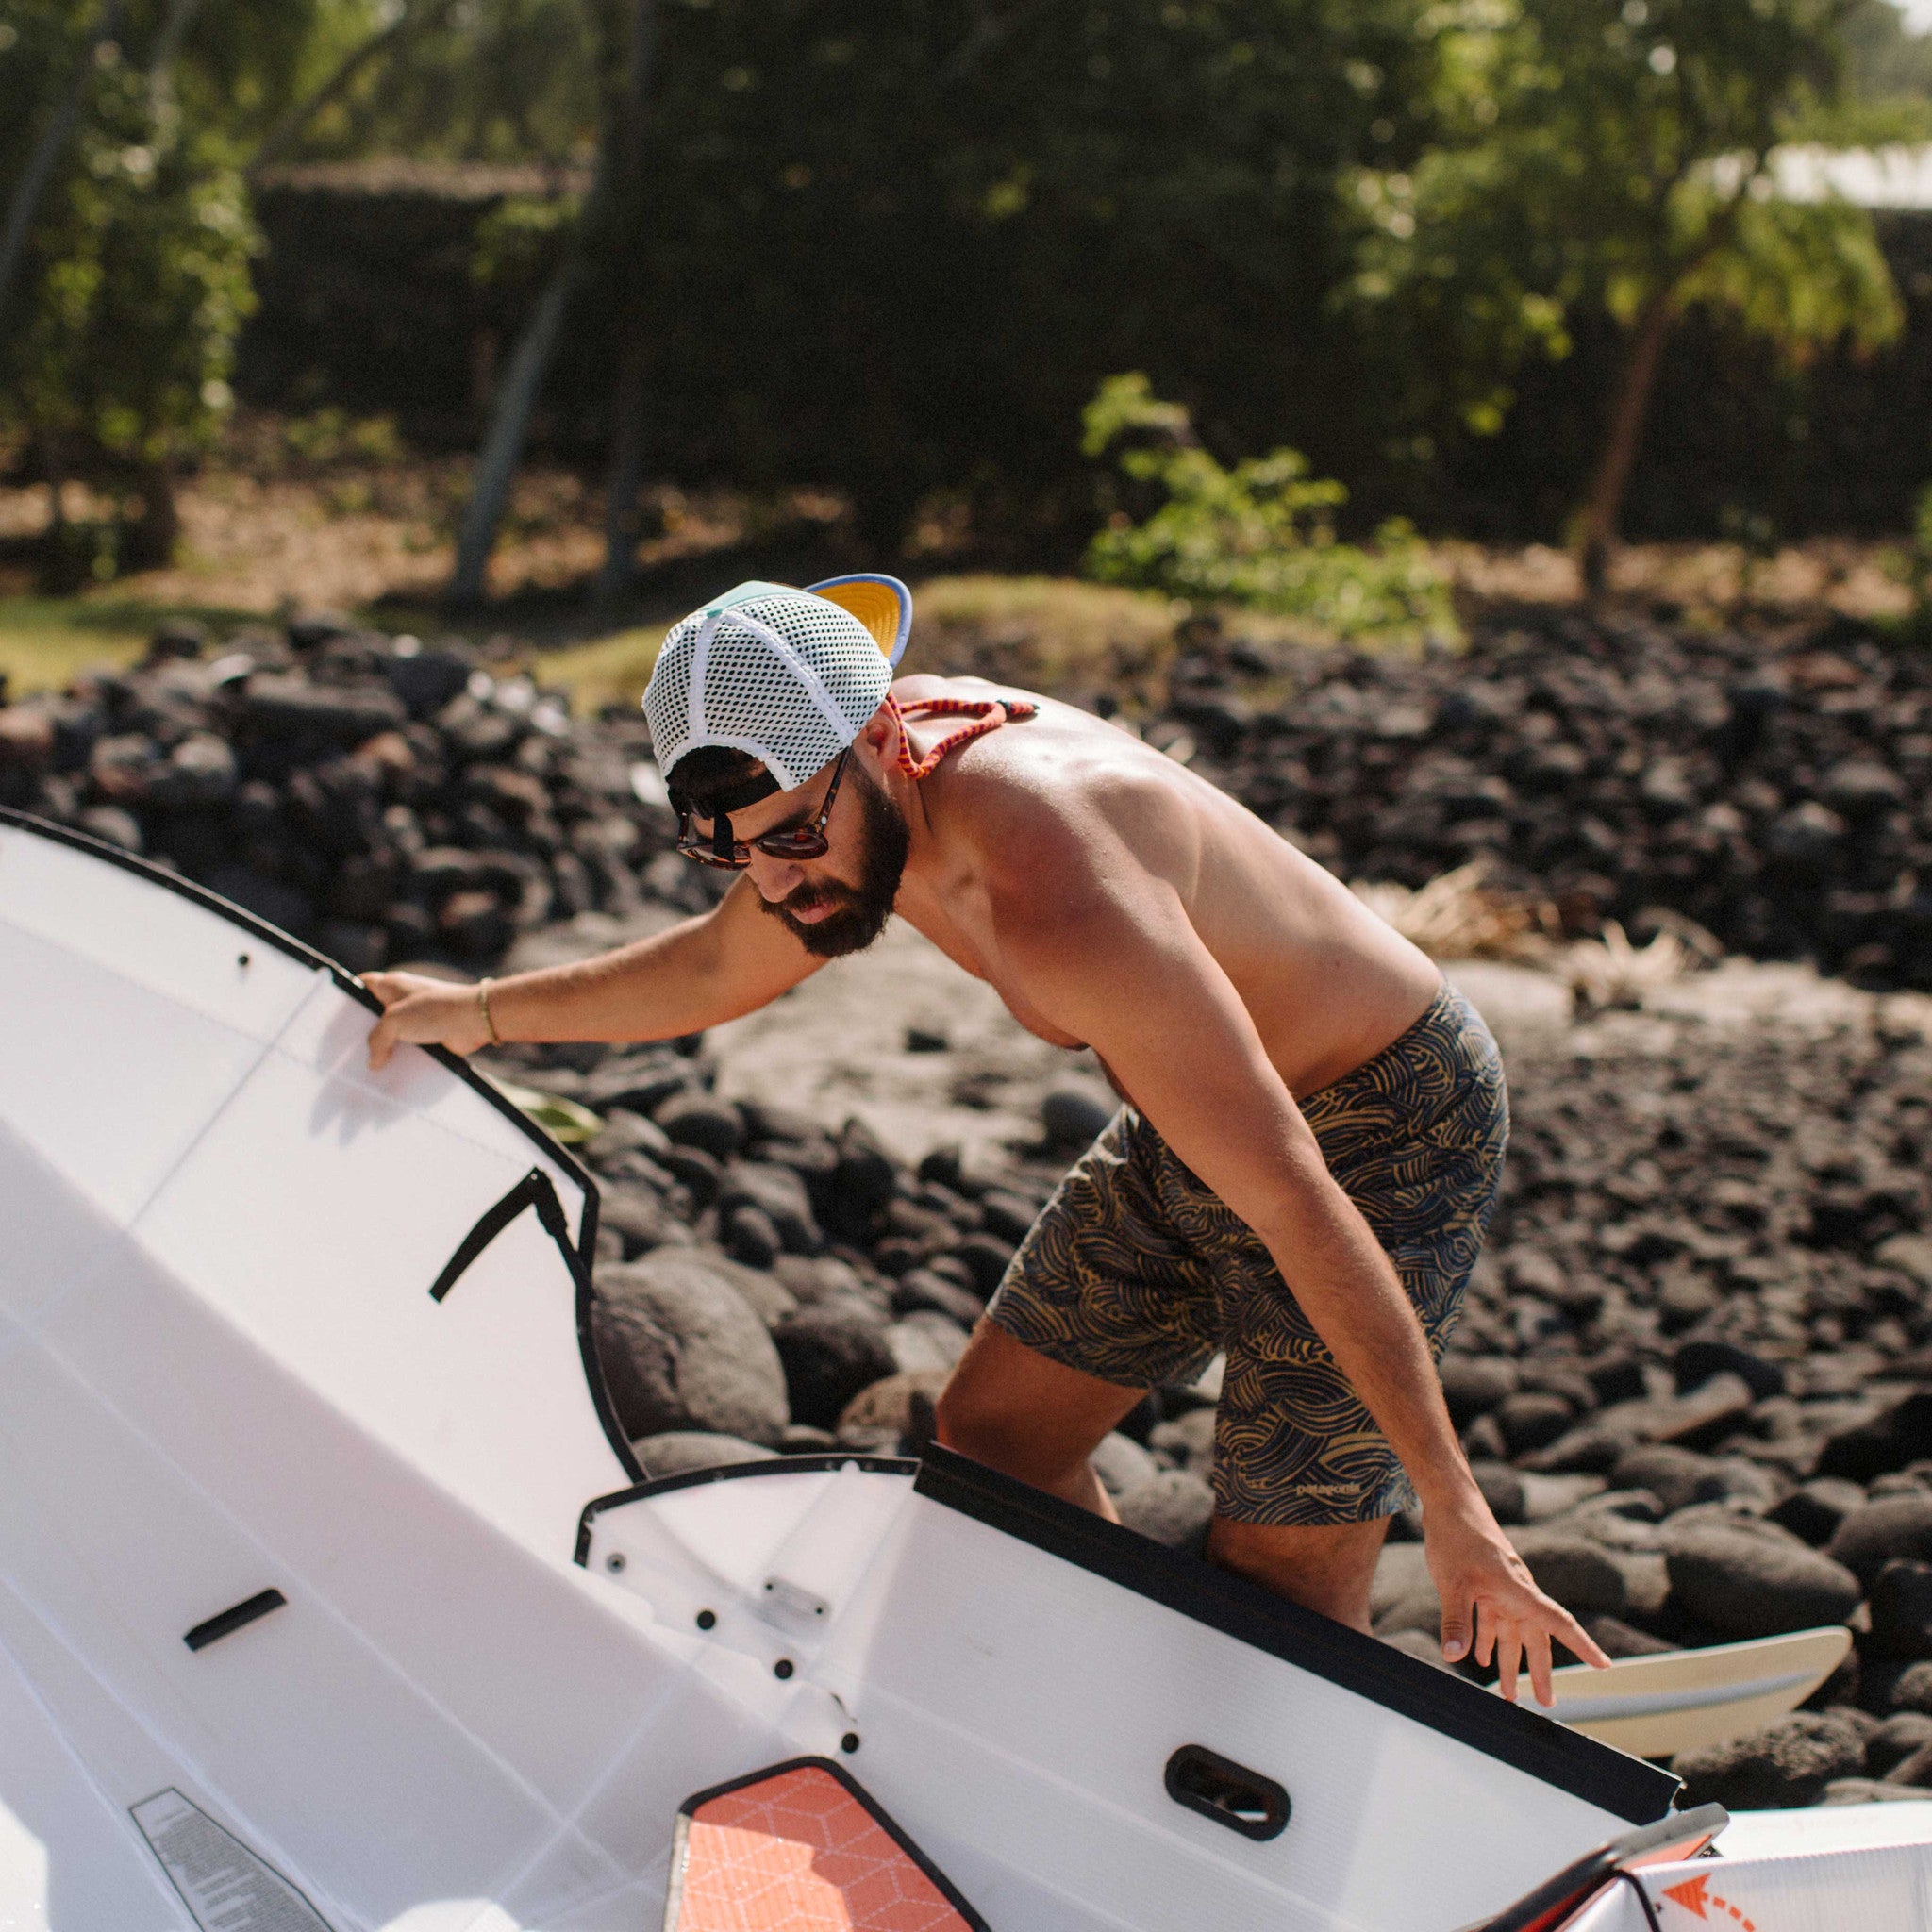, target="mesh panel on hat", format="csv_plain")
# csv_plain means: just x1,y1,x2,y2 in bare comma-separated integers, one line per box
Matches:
697,627,848,786
642,615,701,771
738,592,890,728
643,586,894,788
